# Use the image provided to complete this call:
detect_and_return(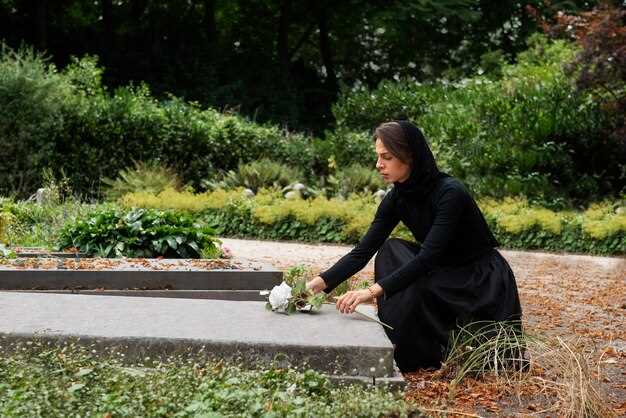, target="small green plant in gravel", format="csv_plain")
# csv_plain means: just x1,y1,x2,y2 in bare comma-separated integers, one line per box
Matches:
0,339,420,417
58,207,218,258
